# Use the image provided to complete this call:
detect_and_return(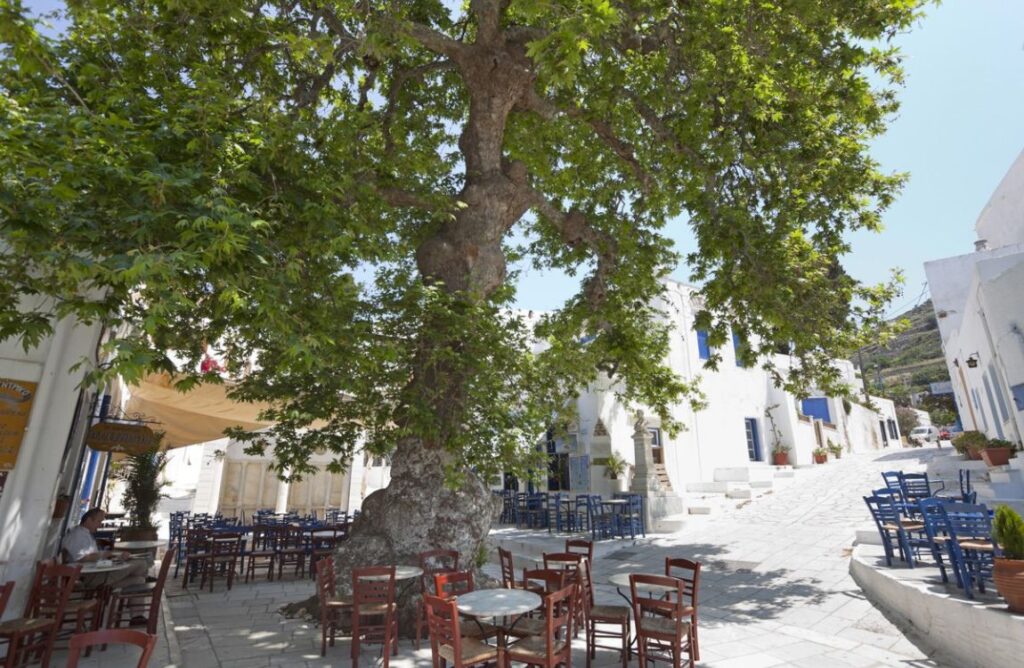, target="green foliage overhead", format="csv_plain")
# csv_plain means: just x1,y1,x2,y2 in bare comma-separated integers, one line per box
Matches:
1,1,922,482
993,505,1024,561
